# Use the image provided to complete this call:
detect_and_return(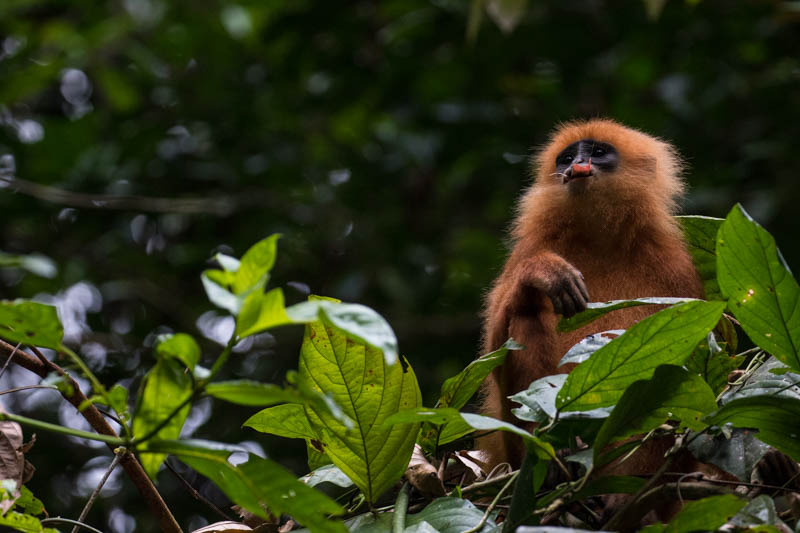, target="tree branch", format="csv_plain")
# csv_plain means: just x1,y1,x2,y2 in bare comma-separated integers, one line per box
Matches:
0,339,182,533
